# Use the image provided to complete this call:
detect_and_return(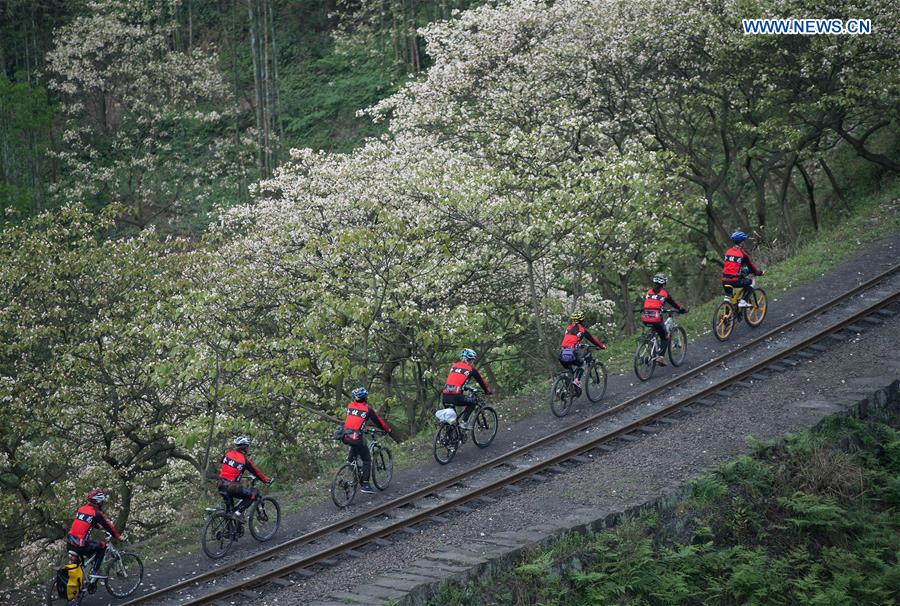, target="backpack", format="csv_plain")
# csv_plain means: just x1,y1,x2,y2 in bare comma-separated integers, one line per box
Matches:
55,563,83,599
